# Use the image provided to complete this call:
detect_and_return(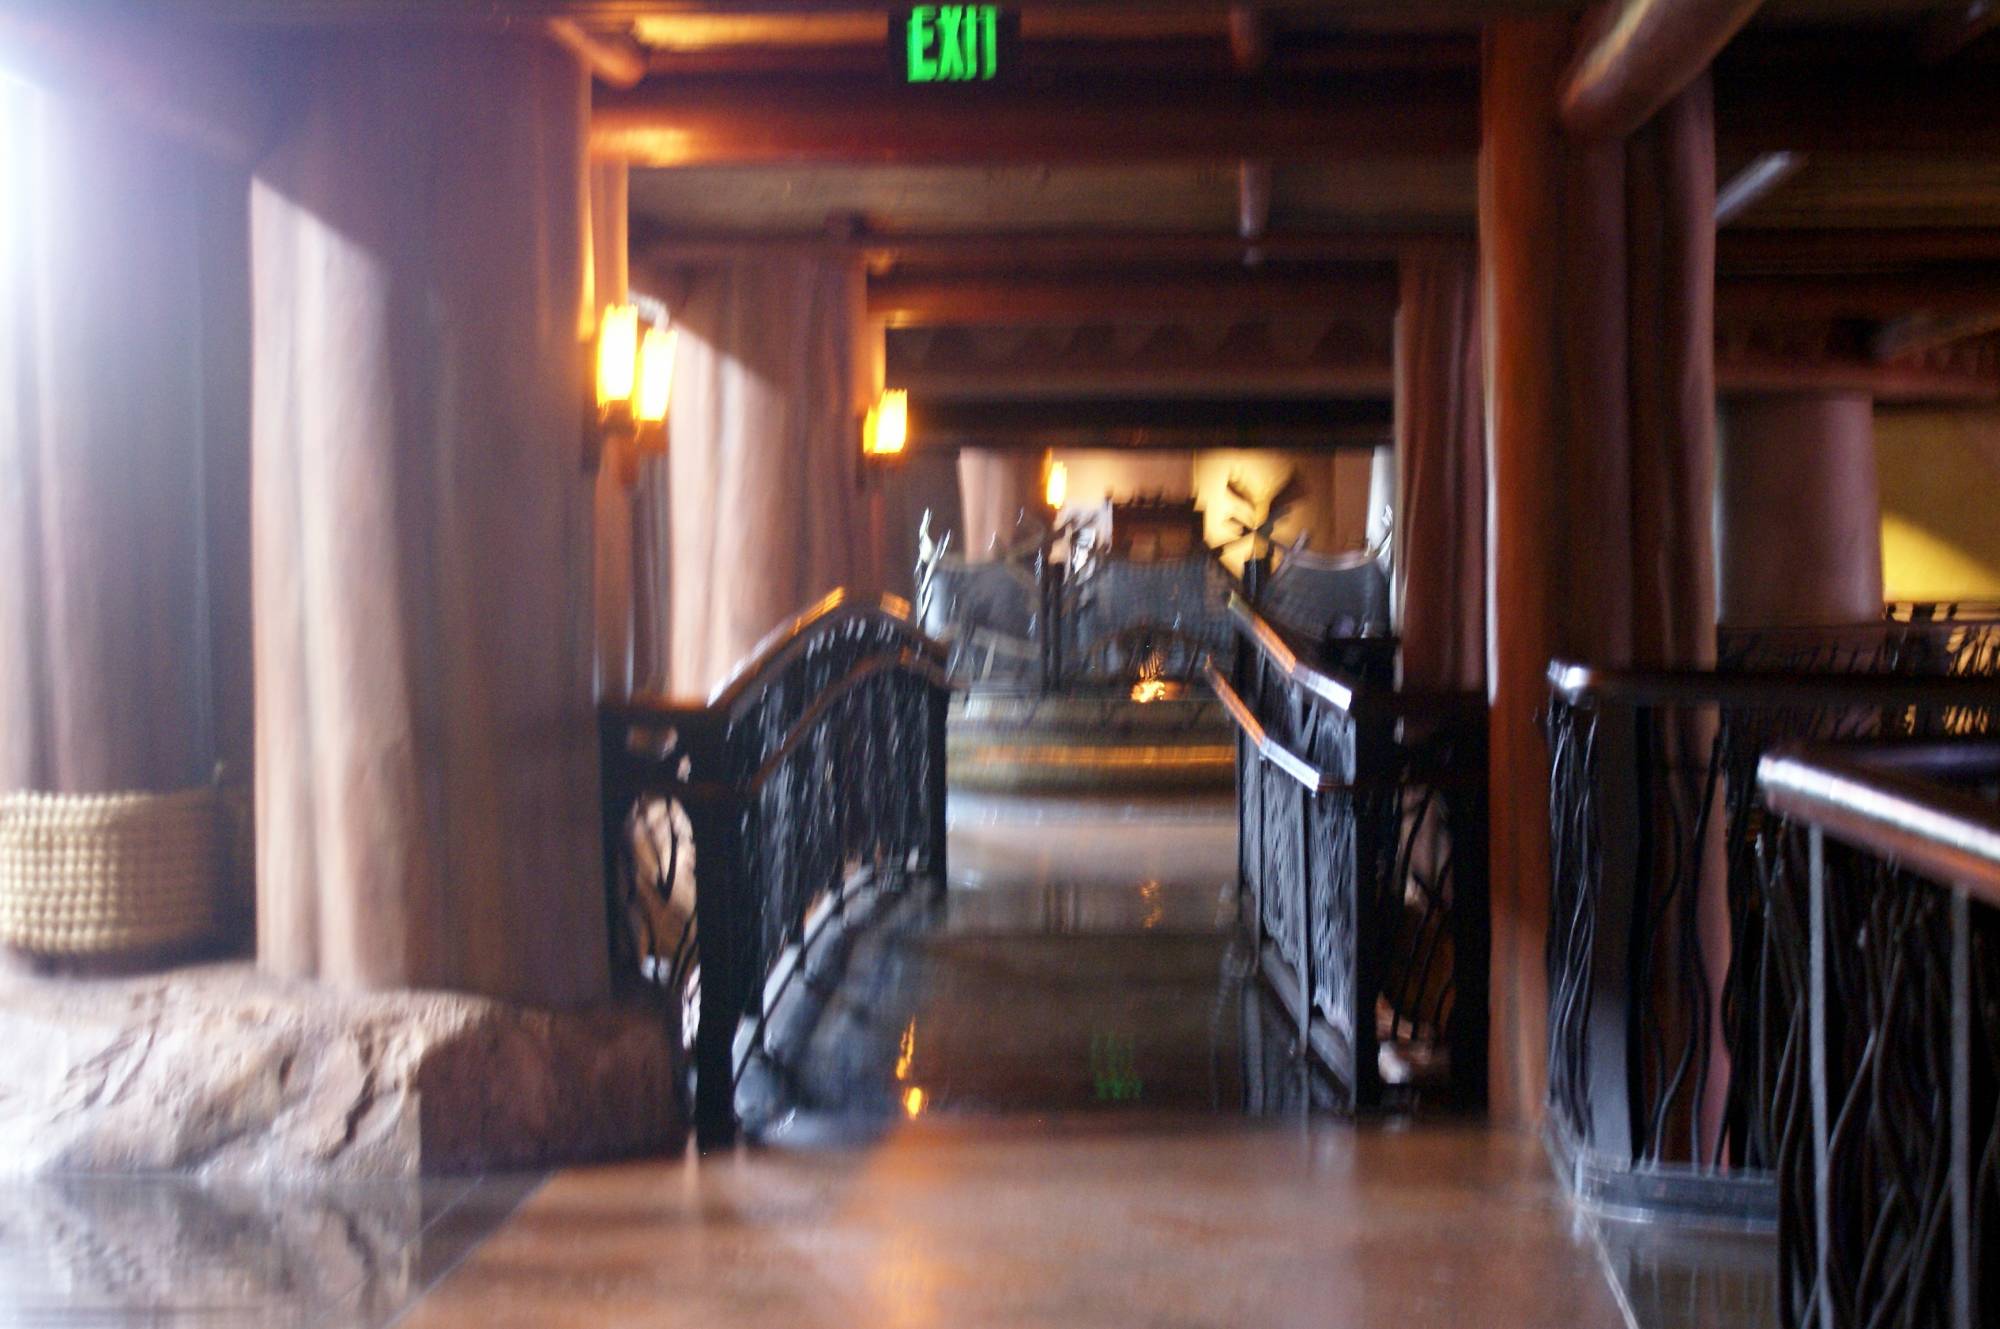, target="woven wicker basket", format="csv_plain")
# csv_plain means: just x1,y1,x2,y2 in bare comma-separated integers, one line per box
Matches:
0,786,219,956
